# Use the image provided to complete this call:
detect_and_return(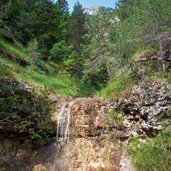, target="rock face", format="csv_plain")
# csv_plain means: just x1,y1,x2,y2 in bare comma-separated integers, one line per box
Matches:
117,79,171,137
56,98,123,171
0,96,136,171
84,7,114,15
